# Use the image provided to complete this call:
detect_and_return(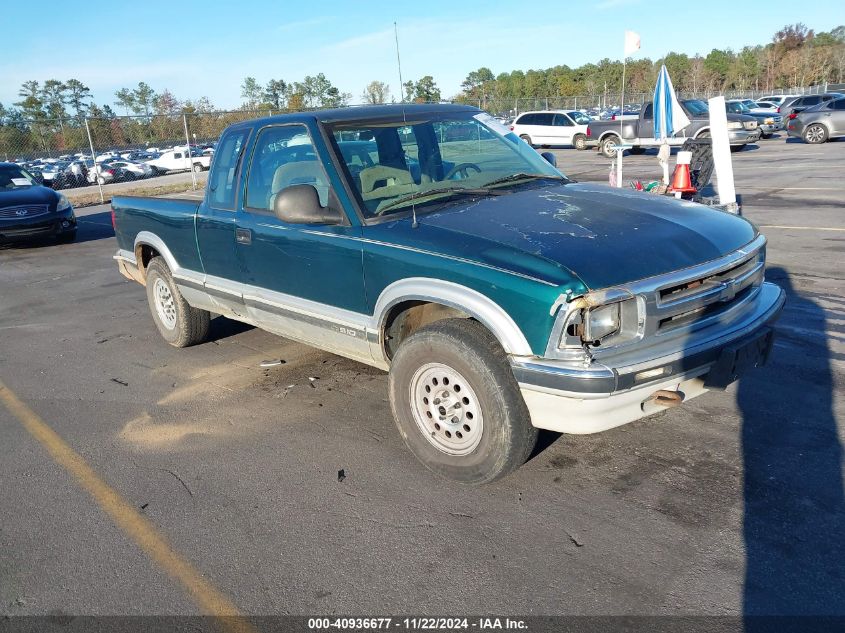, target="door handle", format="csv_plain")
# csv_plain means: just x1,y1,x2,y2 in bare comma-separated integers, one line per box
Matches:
235,228,252,245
